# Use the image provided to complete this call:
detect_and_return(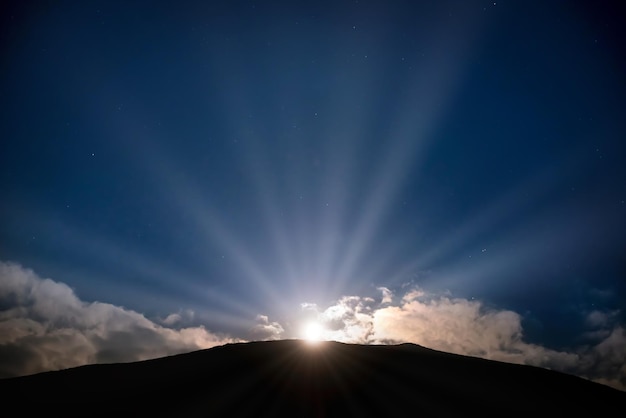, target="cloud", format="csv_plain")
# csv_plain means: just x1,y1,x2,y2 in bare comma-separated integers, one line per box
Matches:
0,261,237,378
582,326,626,391
250,314,284,340
585,309,619,329
2,260,623,391
161,312,183,326
303,288,625,391
160,309,195,326
378,287,393,304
